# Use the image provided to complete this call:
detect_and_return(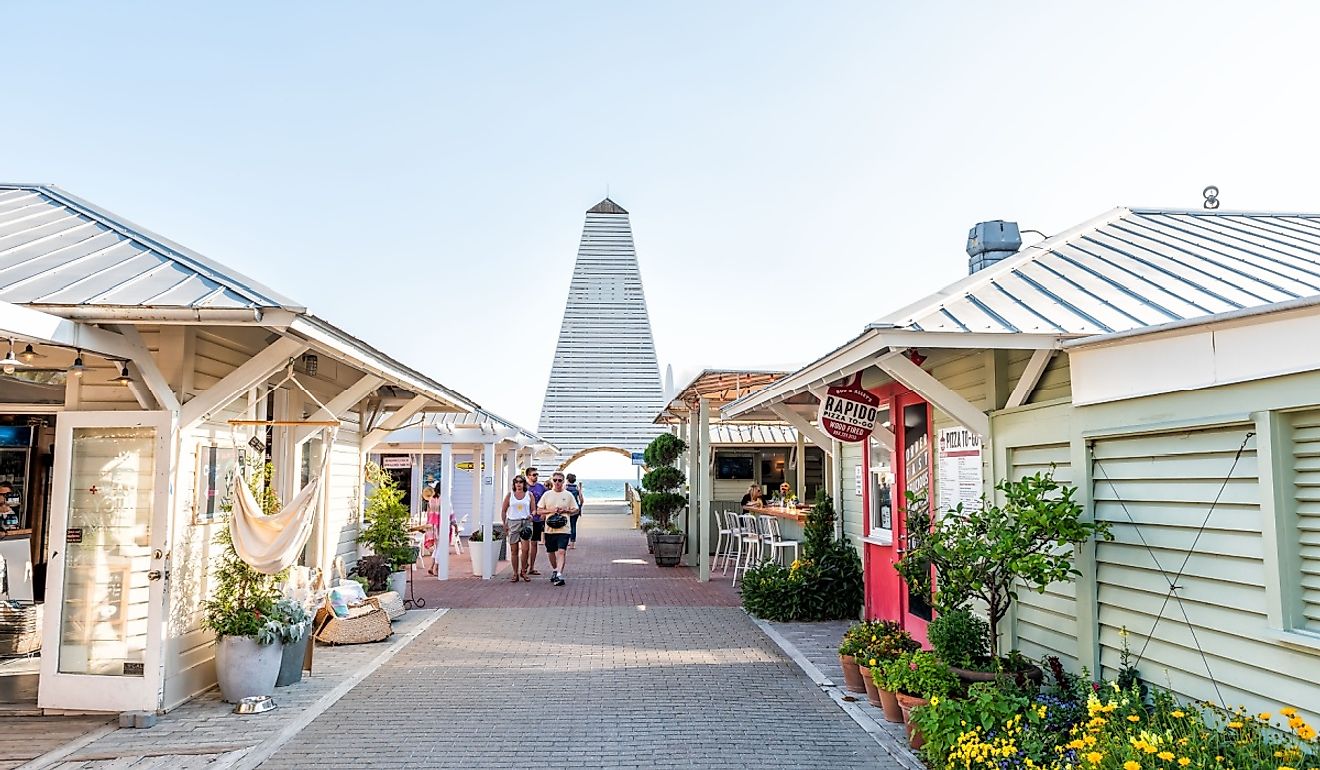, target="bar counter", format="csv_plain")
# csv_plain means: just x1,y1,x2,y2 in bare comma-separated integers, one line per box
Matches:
741,503,811,524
